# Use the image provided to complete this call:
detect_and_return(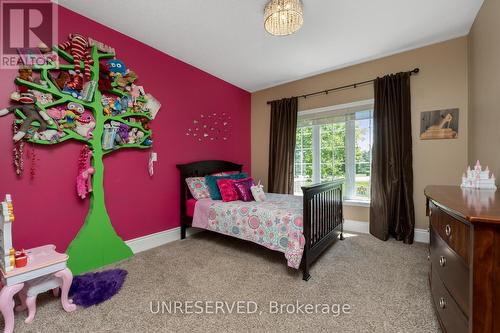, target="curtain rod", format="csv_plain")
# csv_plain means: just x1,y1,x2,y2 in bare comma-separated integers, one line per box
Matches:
266,68,420,105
